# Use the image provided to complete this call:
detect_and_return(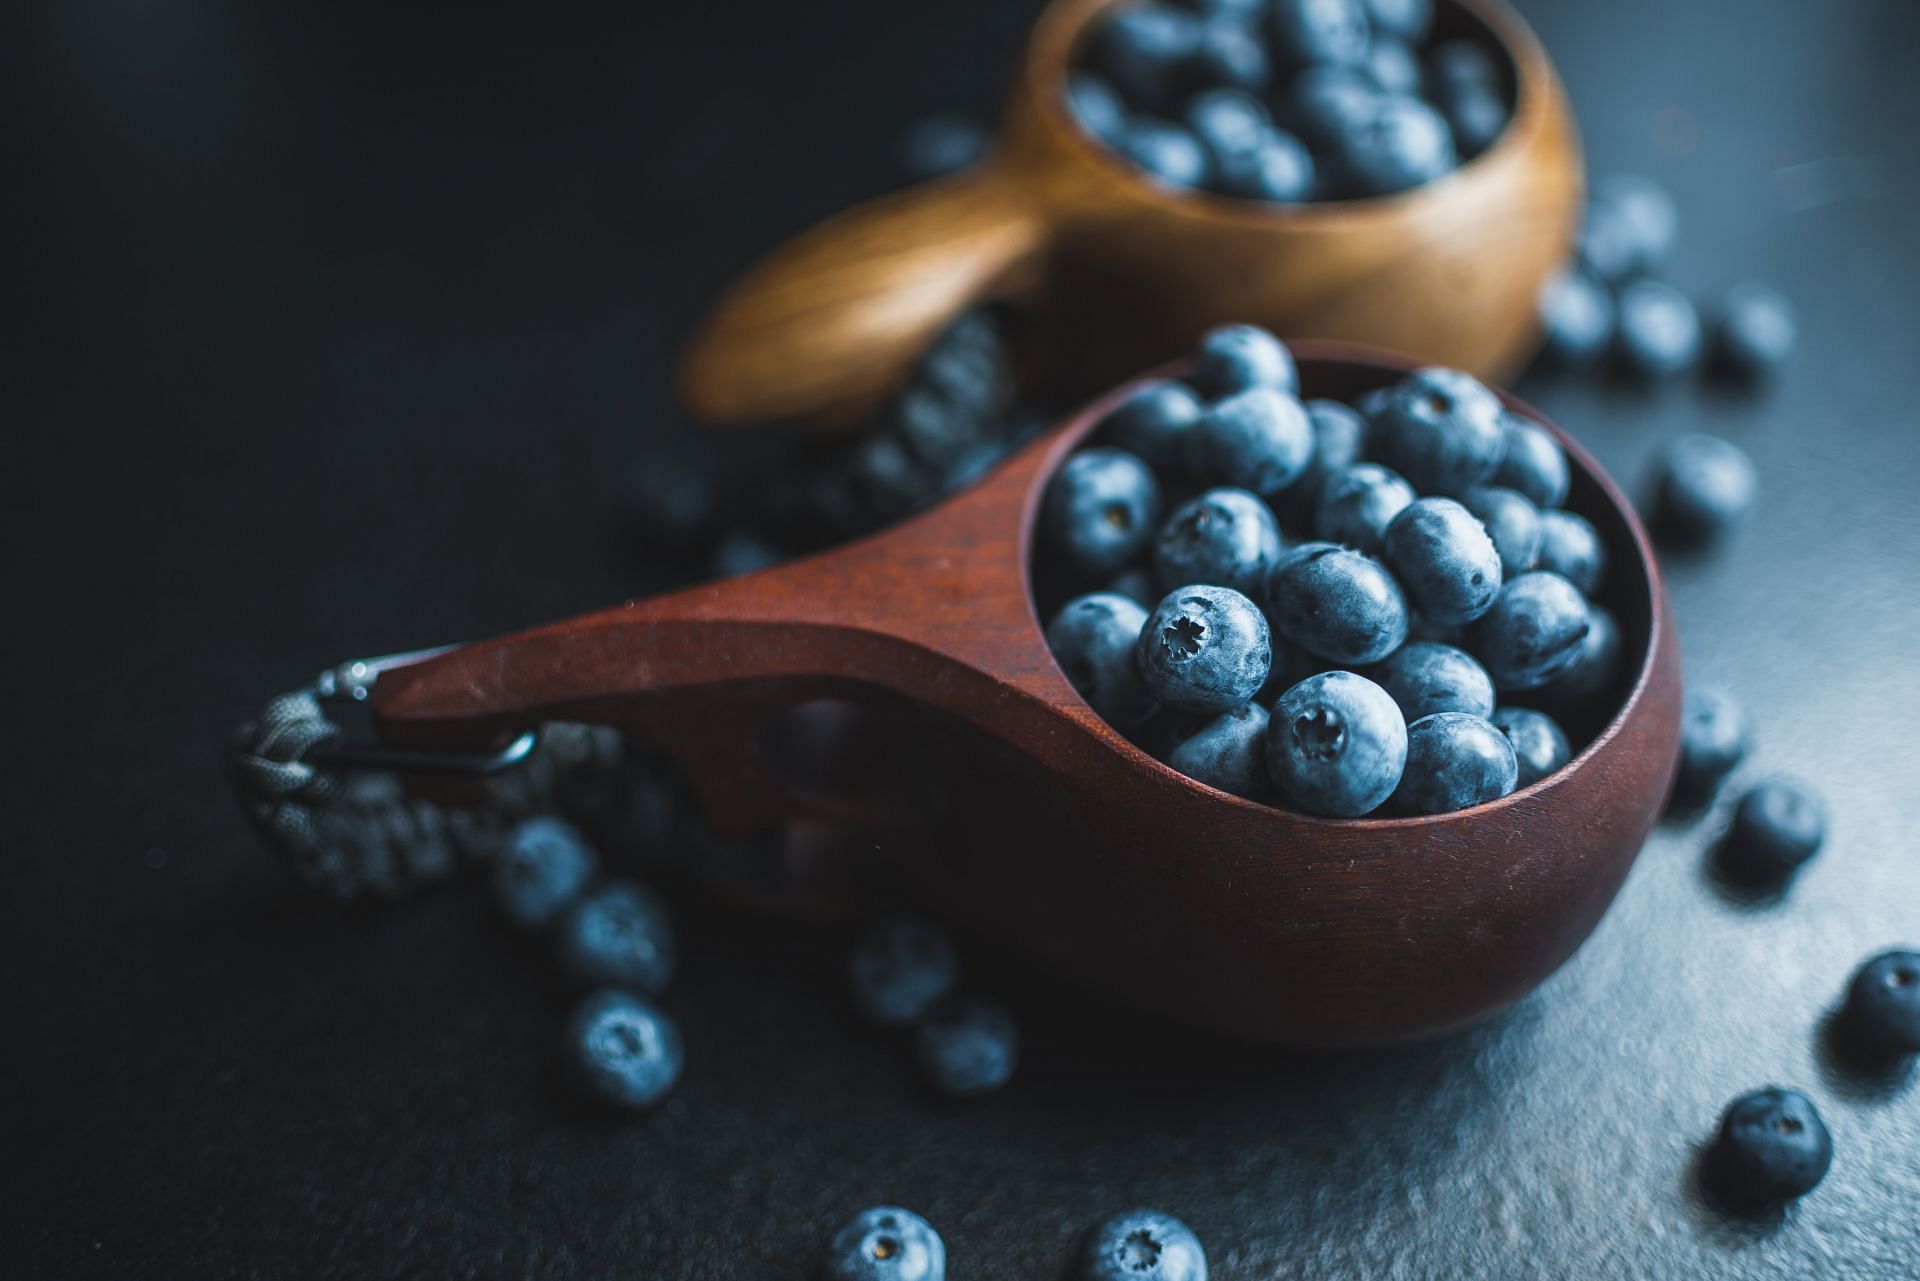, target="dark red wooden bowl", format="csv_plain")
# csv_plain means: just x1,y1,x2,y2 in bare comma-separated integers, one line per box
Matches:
374,343,1681,1048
